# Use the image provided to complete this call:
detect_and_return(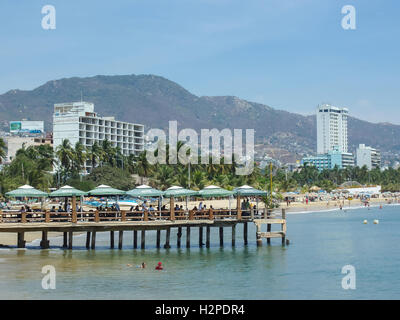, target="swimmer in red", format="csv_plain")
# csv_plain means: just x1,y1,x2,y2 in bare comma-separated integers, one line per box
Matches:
155,262,163,270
